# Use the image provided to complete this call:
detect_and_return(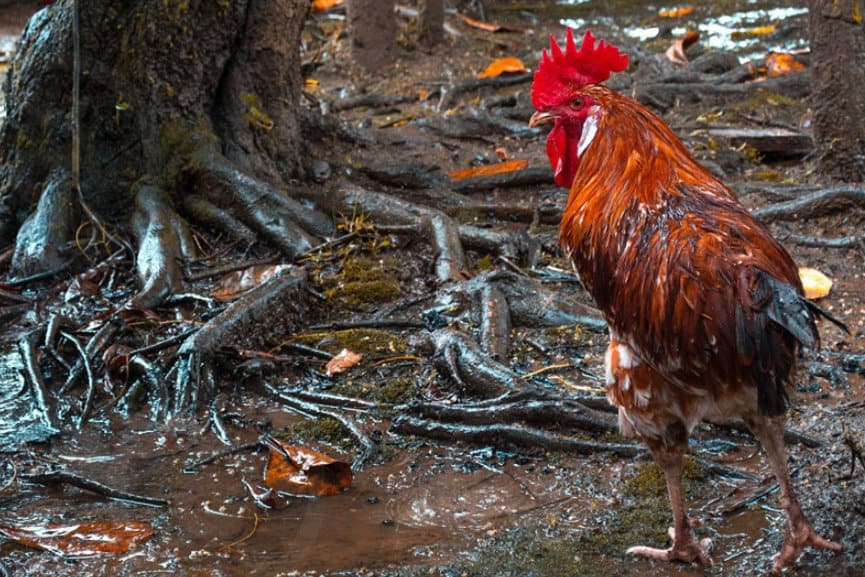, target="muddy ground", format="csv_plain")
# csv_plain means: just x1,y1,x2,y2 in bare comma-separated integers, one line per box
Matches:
1,1,864,576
